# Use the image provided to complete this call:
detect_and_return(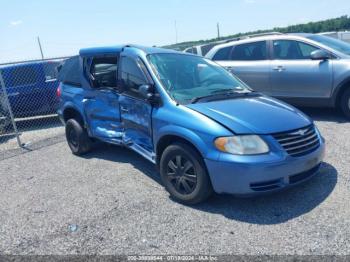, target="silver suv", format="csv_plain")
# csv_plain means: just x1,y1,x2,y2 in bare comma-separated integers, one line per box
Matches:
206,33,350,118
